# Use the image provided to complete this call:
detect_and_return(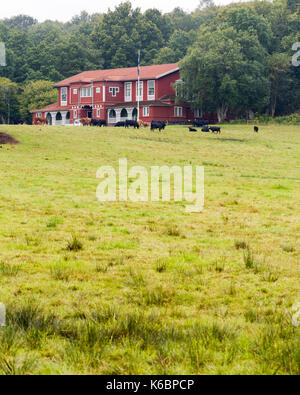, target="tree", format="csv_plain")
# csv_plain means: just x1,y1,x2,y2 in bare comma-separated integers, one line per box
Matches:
19,80,58,123
154,30,195,64
267,53,291,117
179,27,270,121
0,77,19,124
3,15,37,30
219,5,273,49
91,2,164,68
144,9,173,41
